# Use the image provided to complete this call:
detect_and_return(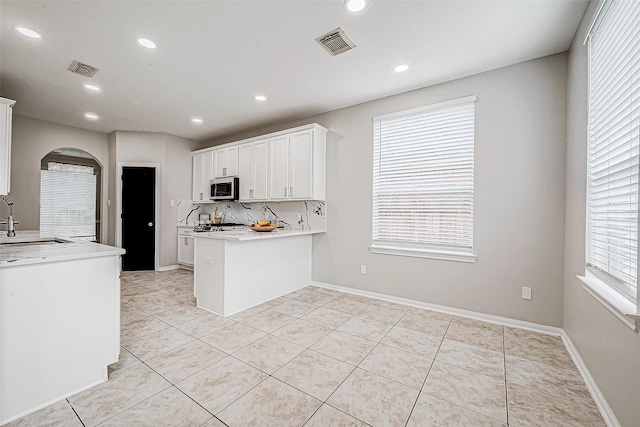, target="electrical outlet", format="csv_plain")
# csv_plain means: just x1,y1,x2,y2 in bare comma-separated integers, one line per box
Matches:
297,212,303,223
360,265,366,274
522,286,532,300
205,257,213,265
170,200,175,207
